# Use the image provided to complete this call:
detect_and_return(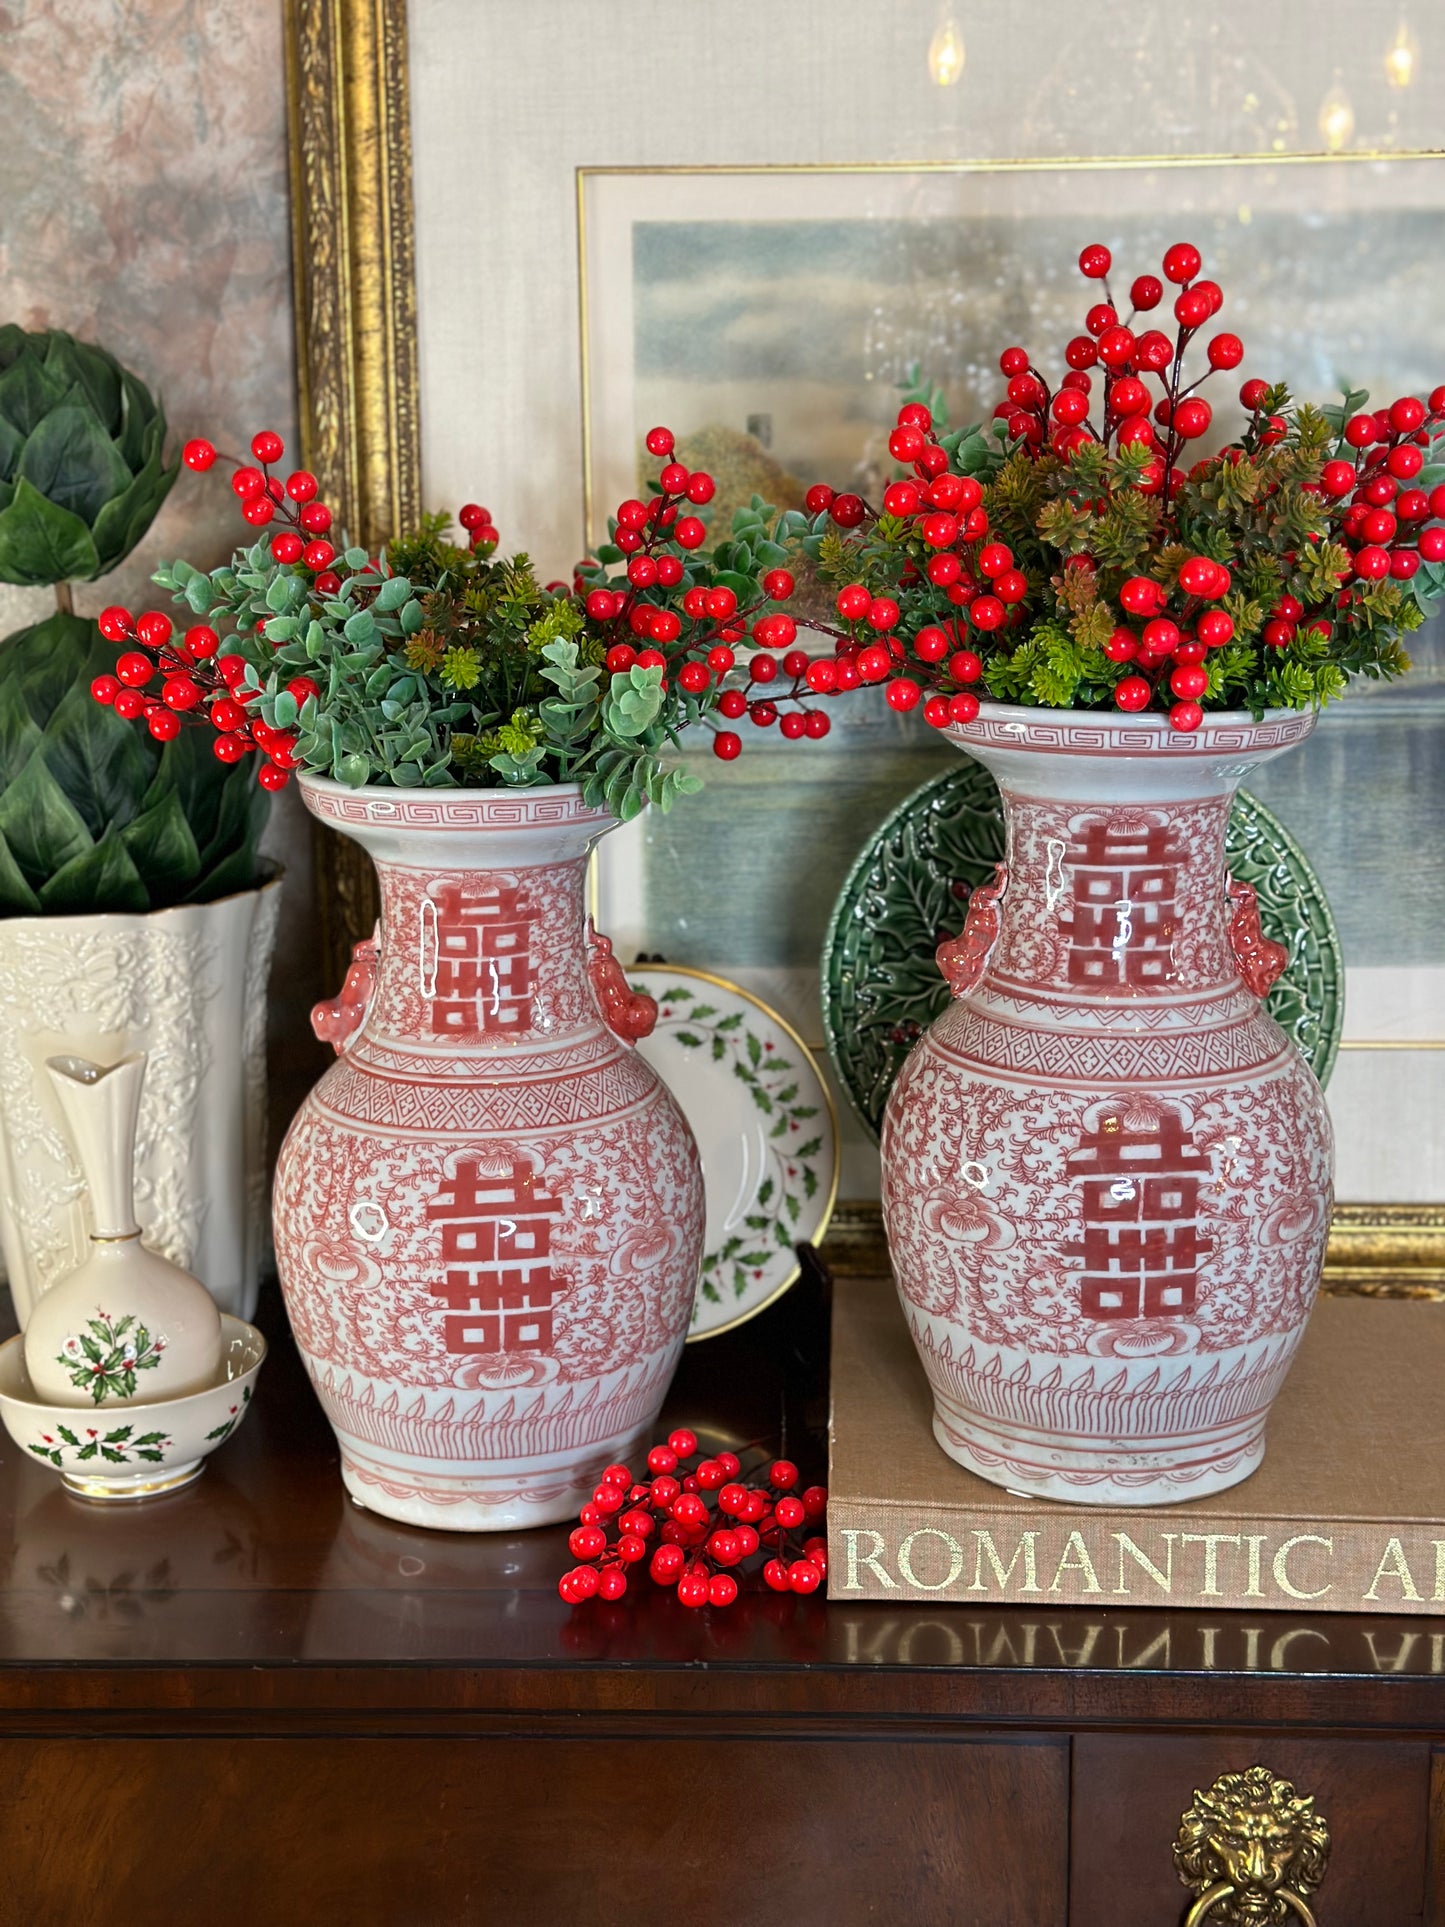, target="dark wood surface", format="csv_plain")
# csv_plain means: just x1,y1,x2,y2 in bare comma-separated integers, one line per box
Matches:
0,1734,1071,1926
1070,1734,1431,1925
2,1254,1444,1923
